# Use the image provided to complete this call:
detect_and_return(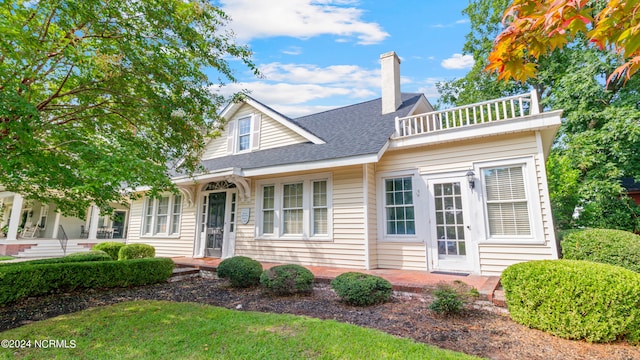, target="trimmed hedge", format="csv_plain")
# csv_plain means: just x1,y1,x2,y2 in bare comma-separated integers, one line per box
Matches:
0,257,174,305
118,243,155,260
501,259,640,343
561,228,640,272
216,256,263,288
93,242,126,260
0,251,112,267
260,264,314,295
330,272,392,306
